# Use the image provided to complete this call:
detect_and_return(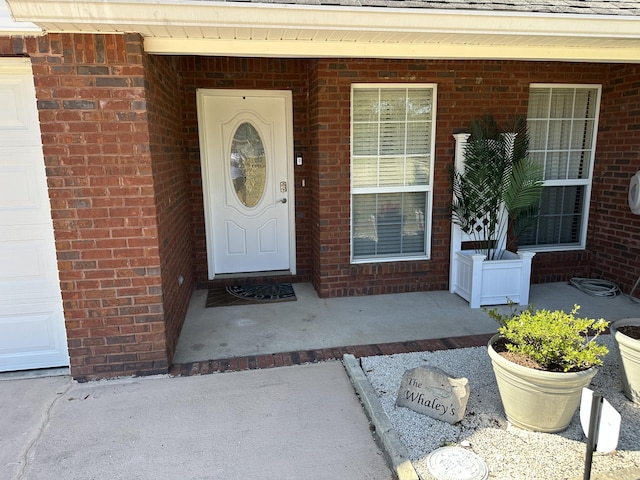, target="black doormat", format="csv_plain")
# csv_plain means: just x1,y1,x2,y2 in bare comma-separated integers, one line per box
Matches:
206,283,296,307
